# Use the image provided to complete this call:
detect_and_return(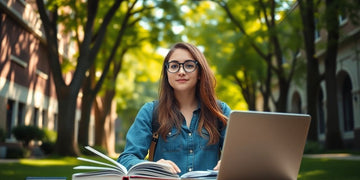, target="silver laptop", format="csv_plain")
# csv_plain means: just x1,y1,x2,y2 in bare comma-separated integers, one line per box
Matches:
217,110,311,180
